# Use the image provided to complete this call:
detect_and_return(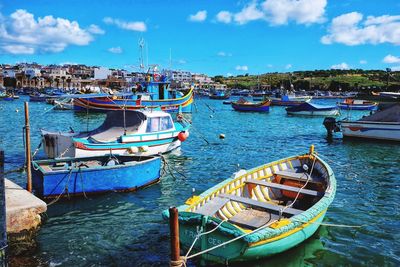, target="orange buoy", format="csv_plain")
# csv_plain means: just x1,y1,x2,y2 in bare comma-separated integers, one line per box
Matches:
178,131,187,142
